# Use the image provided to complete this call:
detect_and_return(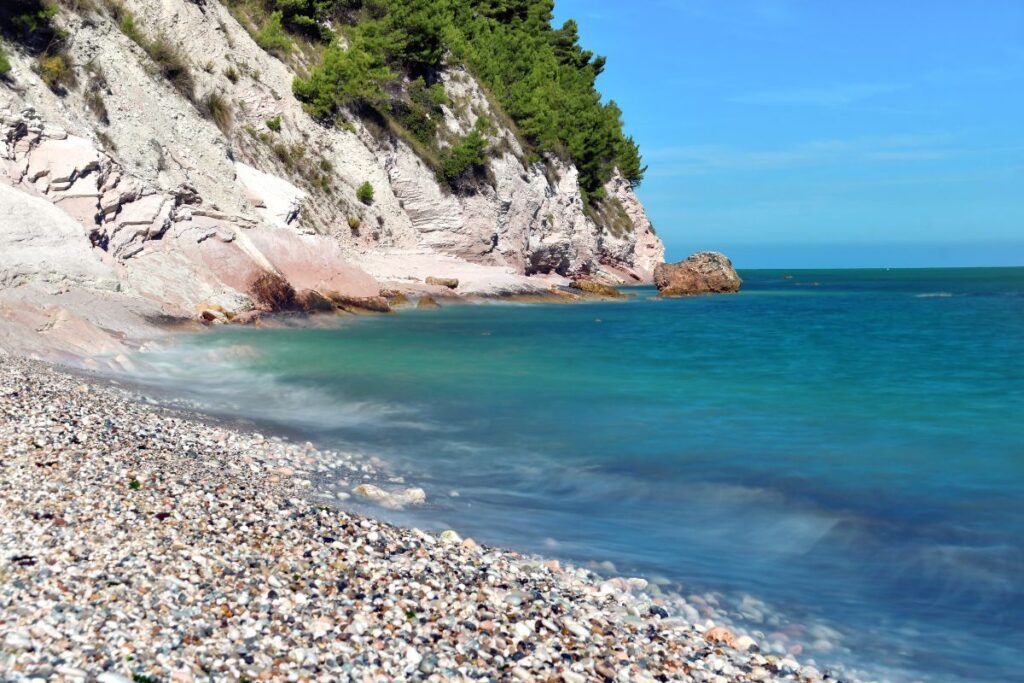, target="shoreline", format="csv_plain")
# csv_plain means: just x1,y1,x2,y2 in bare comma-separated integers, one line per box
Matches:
0,279,634,373
0,354,857,683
